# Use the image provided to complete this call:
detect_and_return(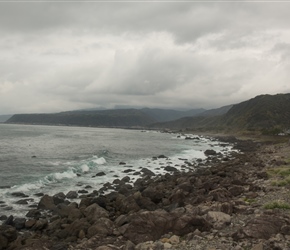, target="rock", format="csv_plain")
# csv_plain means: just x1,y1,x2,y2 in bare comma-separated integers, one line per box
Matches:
83,203,109,224
123,169,134,173
206,211,231,229
34,192,44,197
11,192,28,198
26,209,41,219
141,168,155,177
251,242,264,250
66,191,78,199
204,149,217,156
120,209,174,244
32,219,48,230
172,213,211,235
13,218,26,230
142,186,164,204
233,214,286,240
208,188,231,202
96,172,106,176
78,189,89,194
0,225,17,248
53,192,66,205
15,199,33,205
228,185,244,196
87,218,114,238
158,155,167,159
25,219,36,229
62,218,91,239
121,176,130,183
169,235,180,244
281,225,290,235
124,240,135,250
119,162,126,165
115,195,140,214
164,166,178,172
0,215,7,221
0,234,8,250
37,194,56,210
56,203,83,221
3,215,14,226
